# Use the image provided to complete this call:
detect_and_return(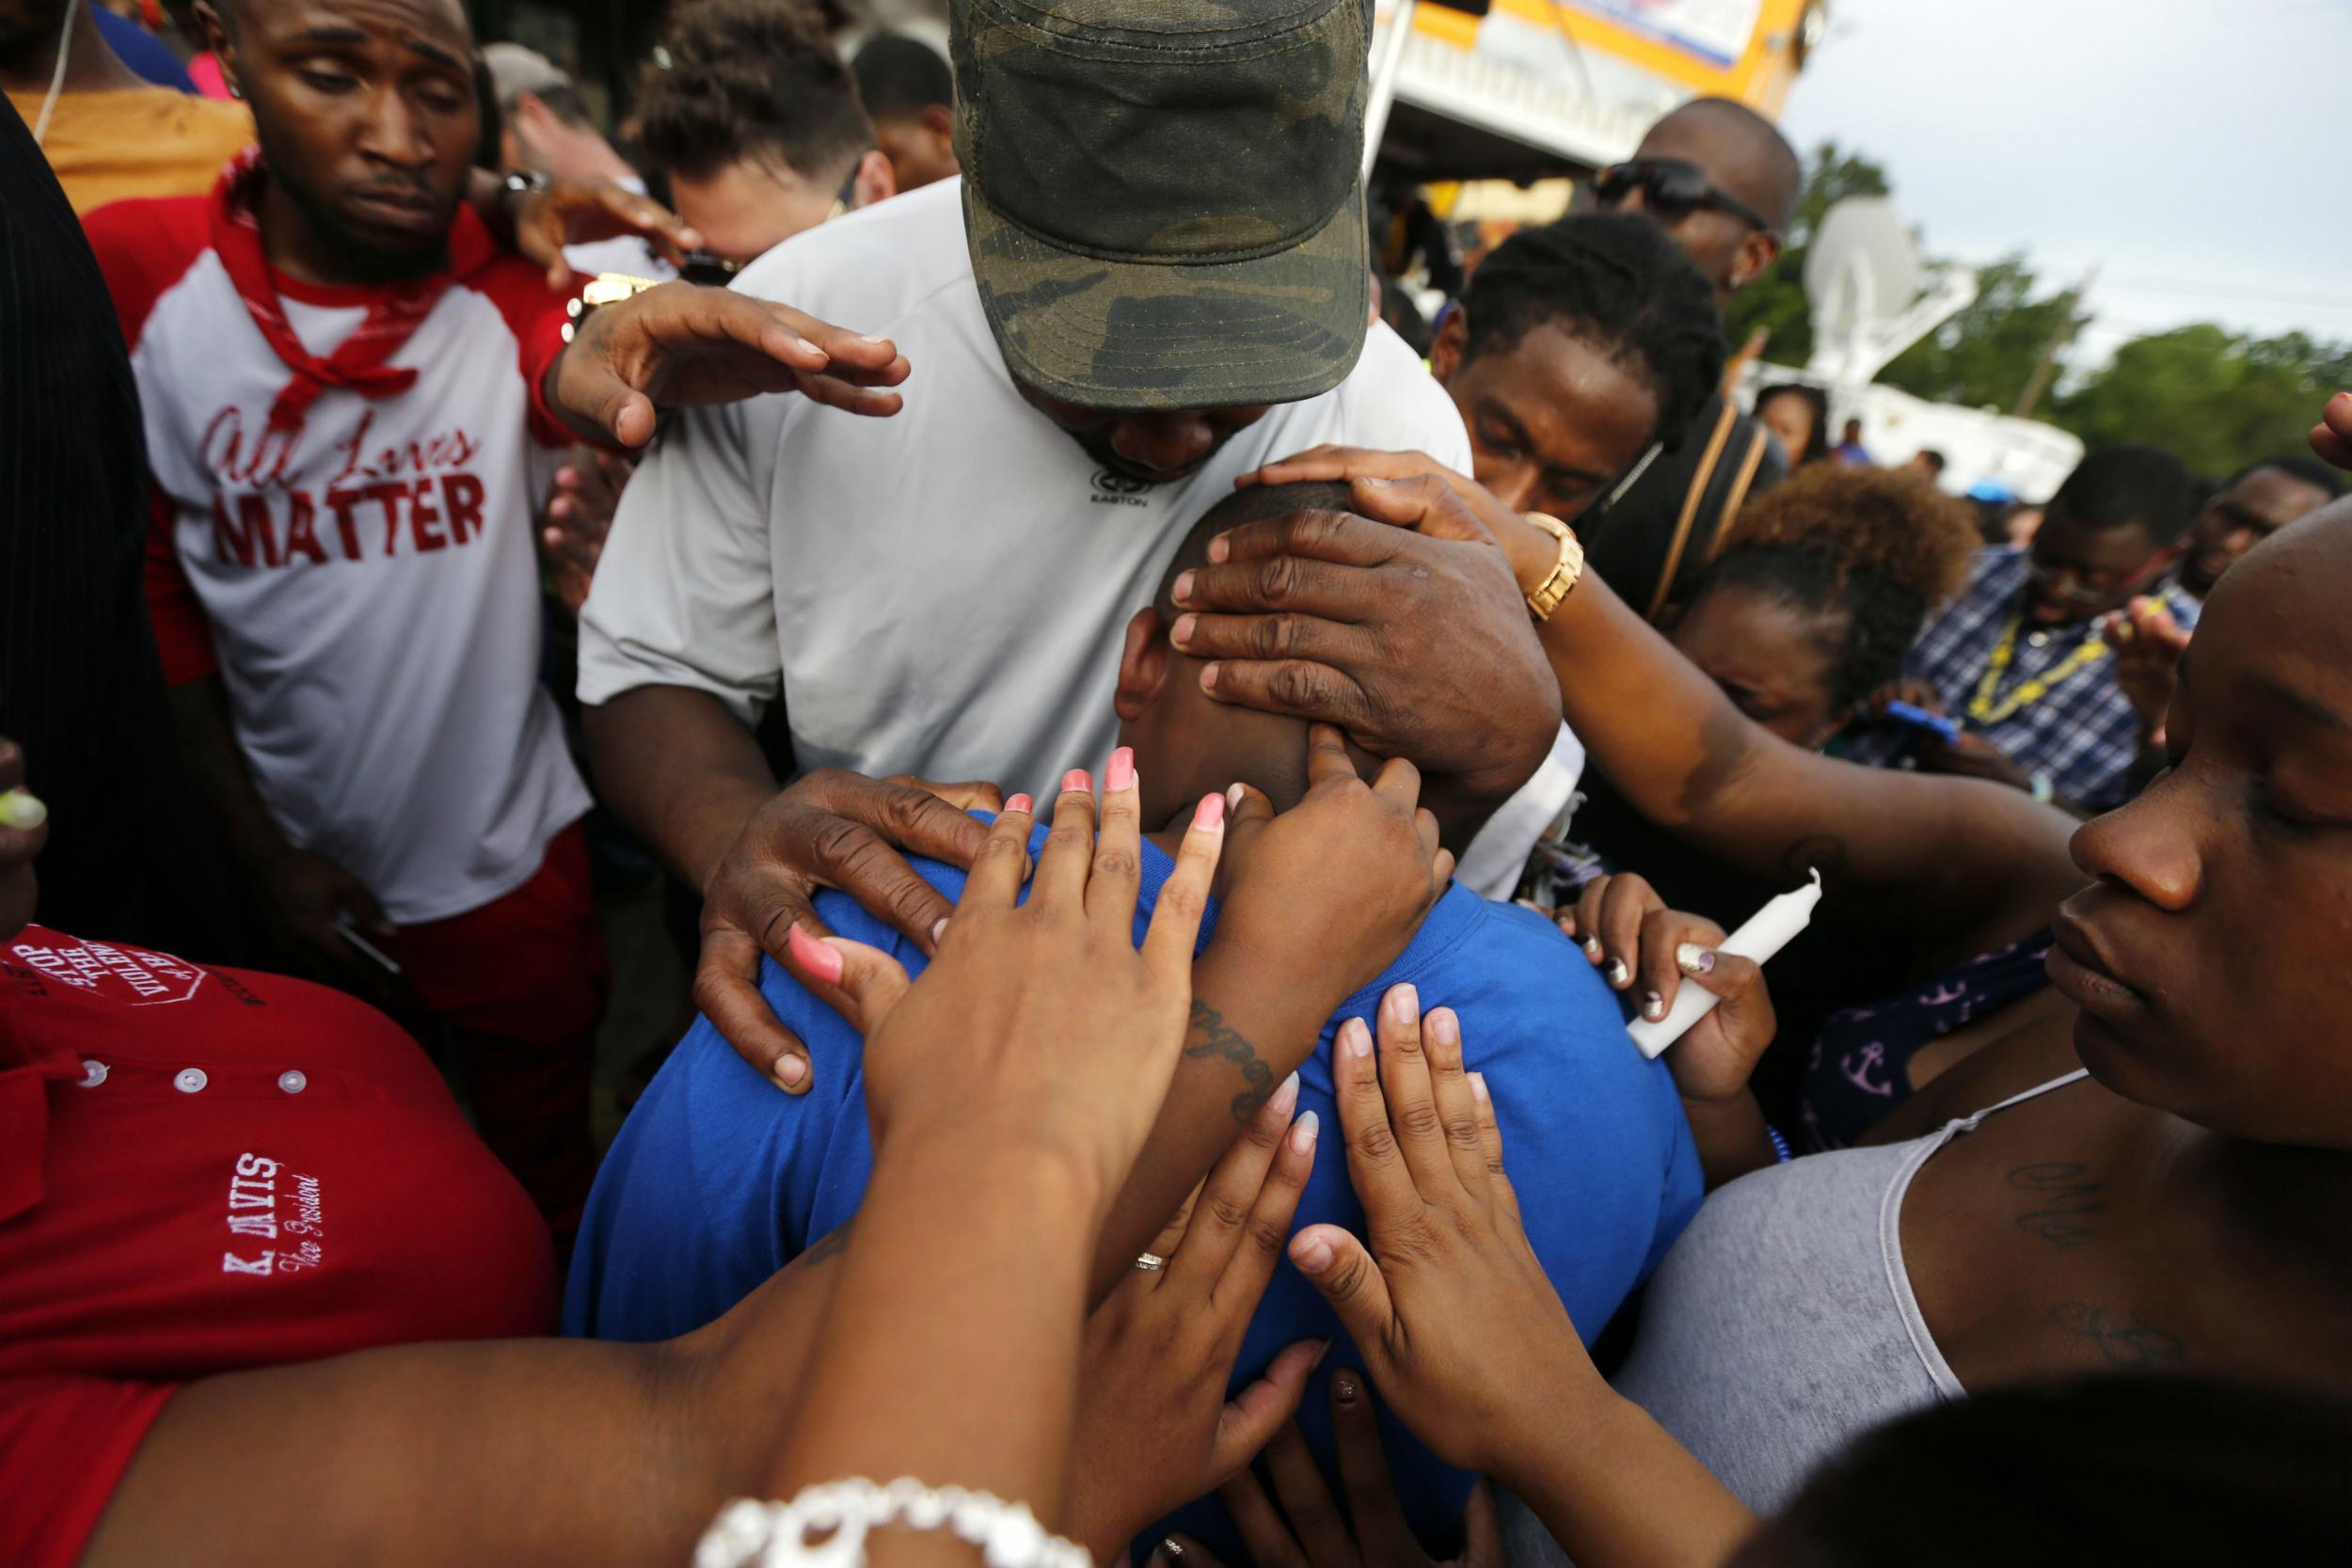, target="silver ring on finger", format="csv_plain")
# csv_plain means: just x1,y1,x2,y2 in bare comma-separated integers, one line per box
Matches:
1134,1251,1167,1273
